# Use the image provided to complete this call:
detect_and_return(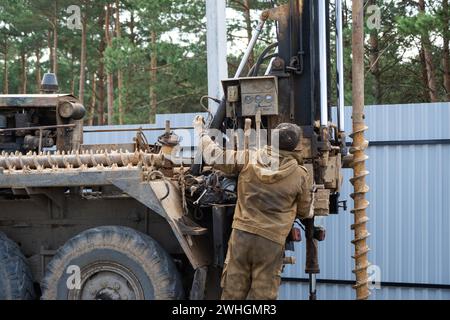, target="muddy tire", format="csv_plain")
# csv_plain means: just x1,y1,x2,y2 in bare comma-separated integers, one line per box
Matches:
41,226,184,300
0,232,35,300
